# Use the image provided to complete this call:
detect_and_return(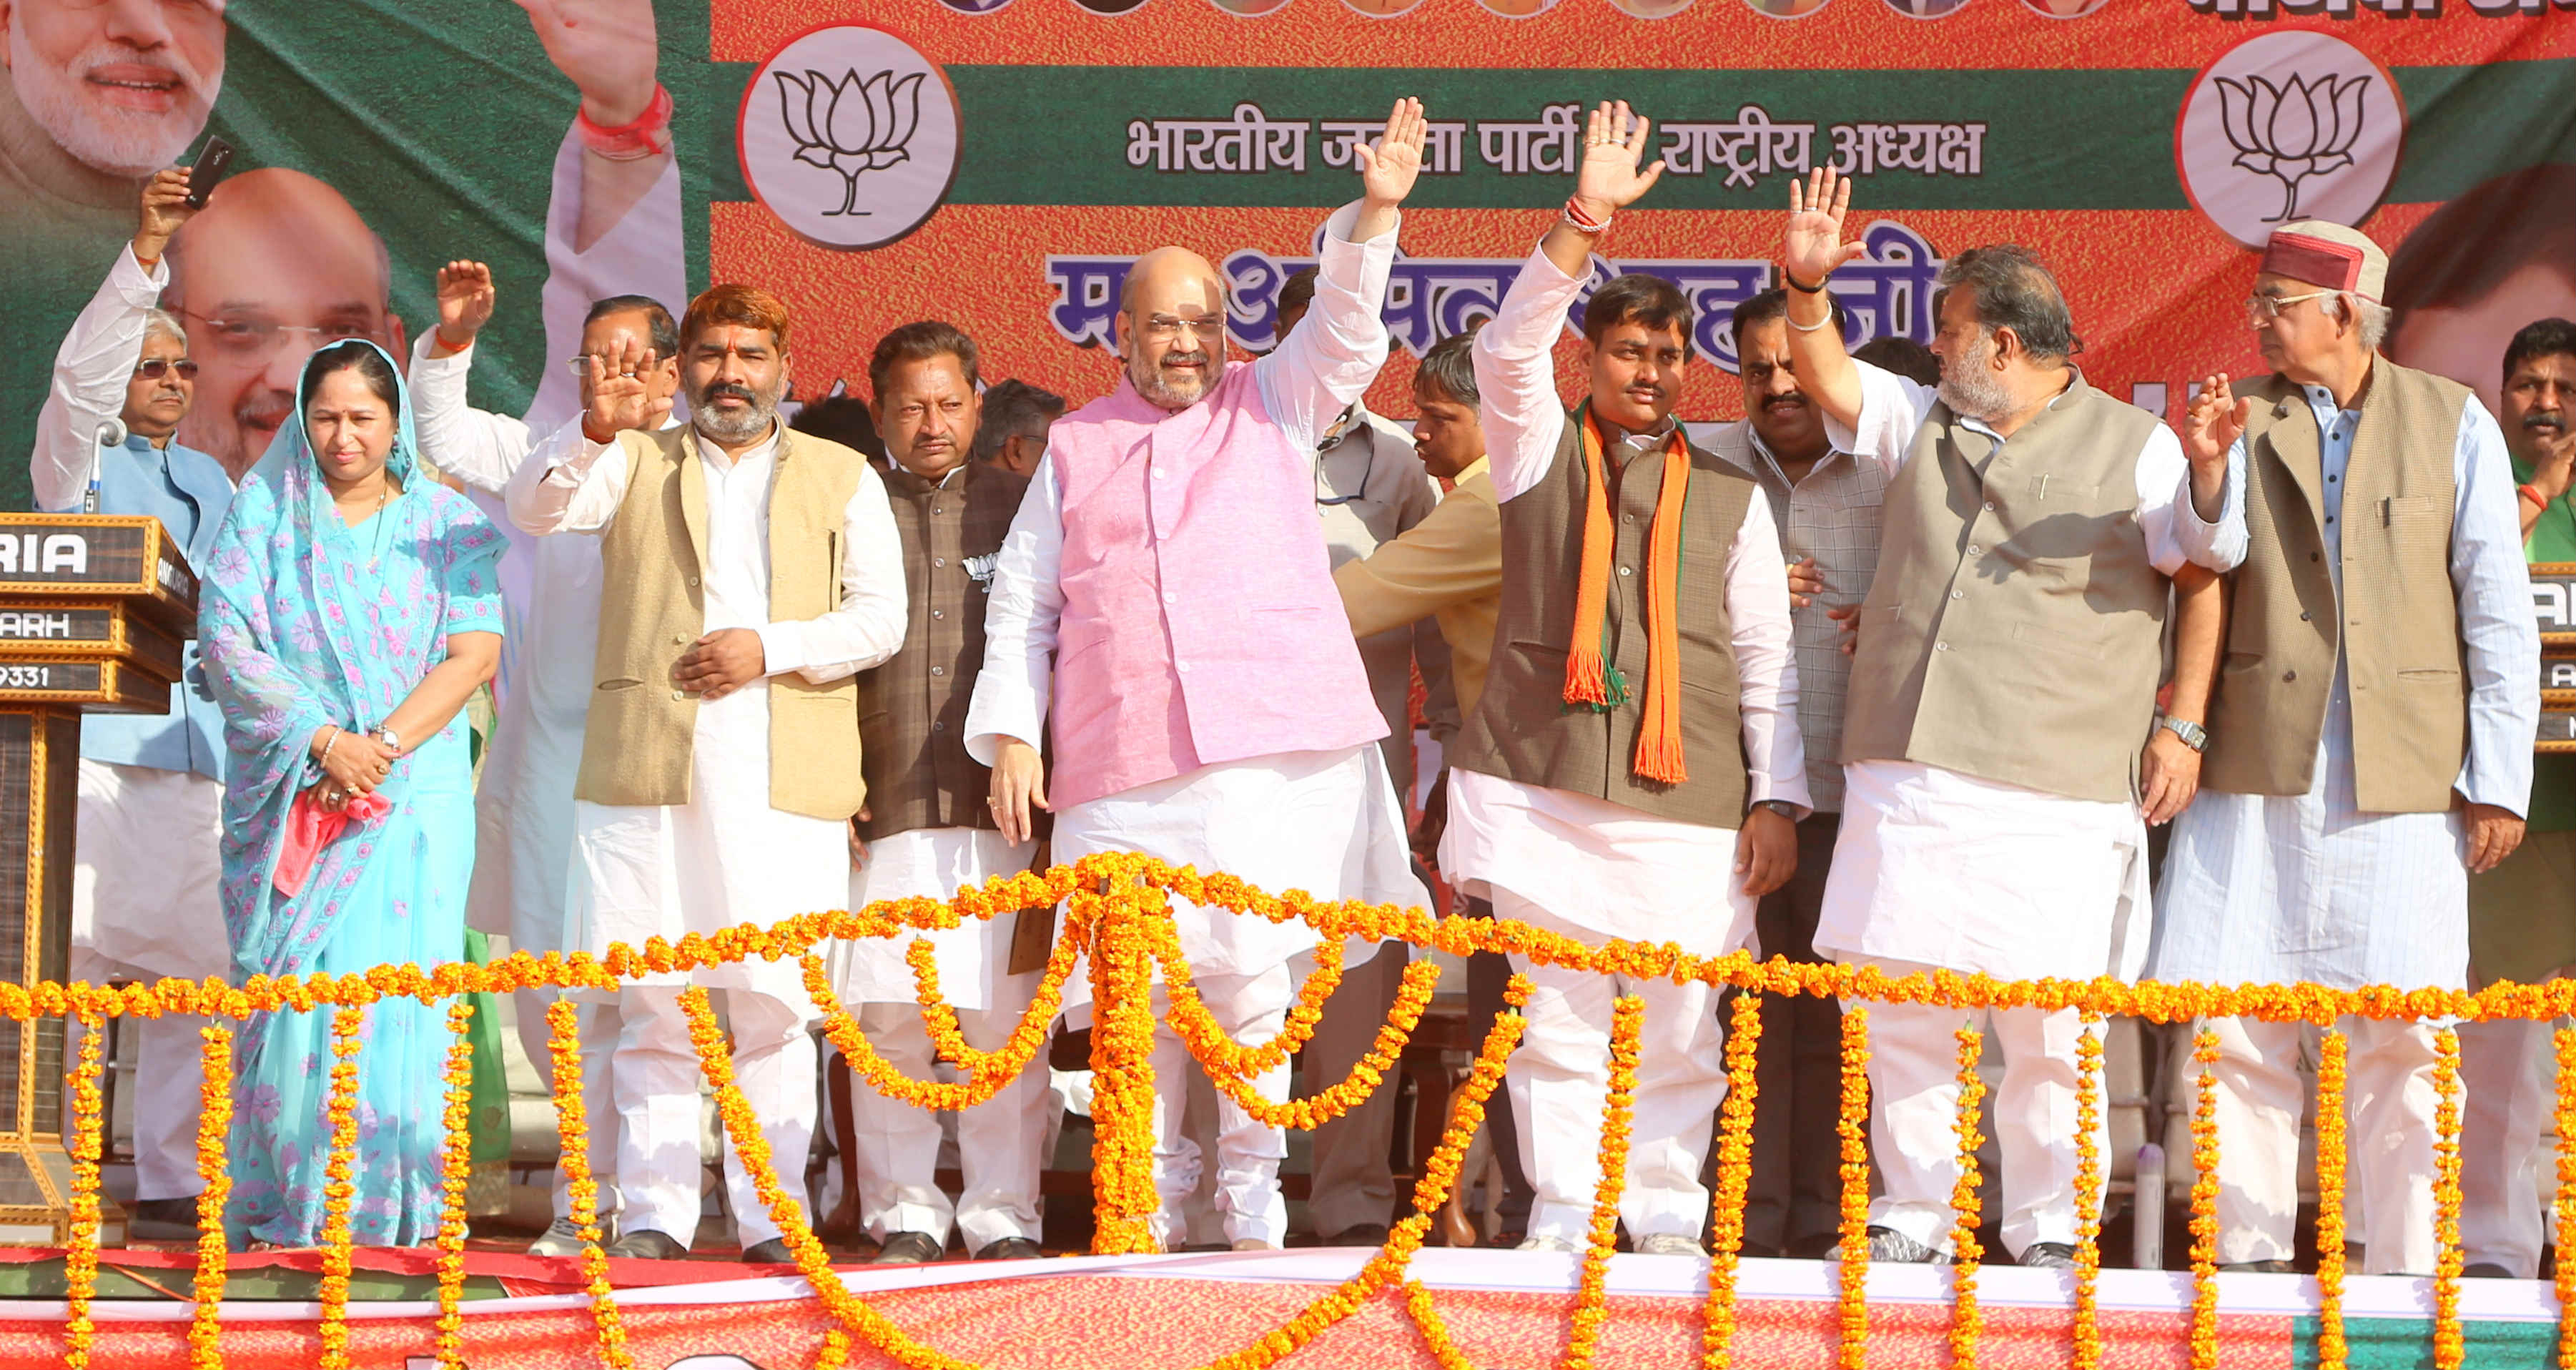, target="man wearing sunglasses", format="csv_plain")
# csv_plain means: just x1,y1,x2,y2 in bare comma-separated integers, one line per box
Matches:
28,163,234,1243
